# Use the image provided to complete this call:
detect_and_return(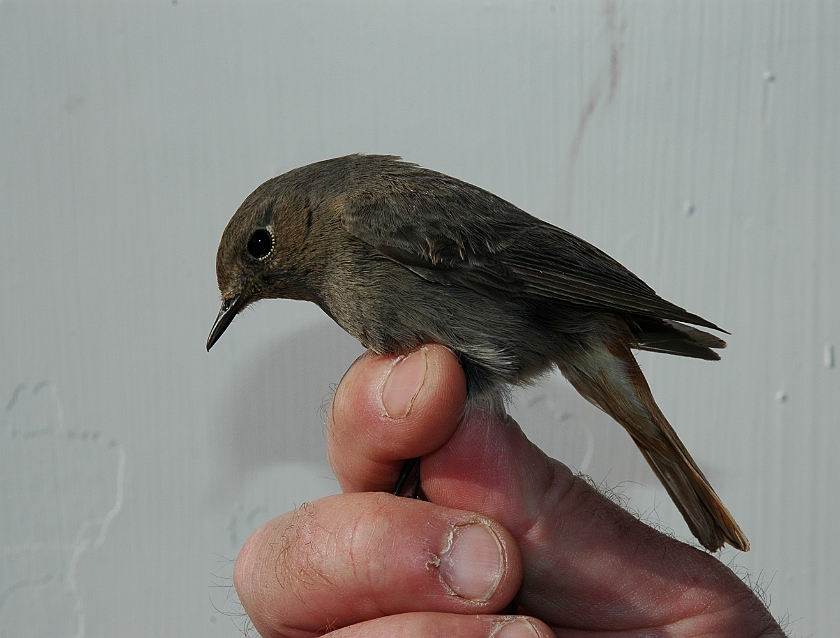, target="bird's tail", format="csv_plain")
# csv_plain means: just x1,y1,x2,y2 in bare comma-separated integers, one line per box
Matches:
559,334,749,552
